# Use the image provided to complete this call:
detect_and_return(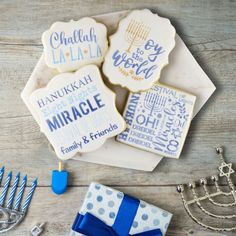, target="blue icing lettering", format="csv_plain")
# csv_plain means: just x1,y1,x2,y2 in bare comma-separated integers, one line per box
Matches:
144,39,165,62
46,93,105,132
77,46,84,60
36,75,93,108
89,44,102,58
118,84,192,157
50,27,97,49
112,50,157,79
112,39,165,80
51,44,102,65
136,114,159,129
52,49,66,64
118,93,140,141
59,123,119,155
